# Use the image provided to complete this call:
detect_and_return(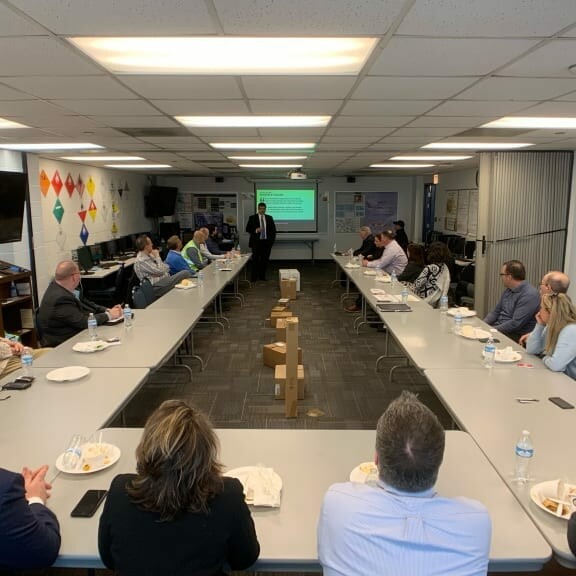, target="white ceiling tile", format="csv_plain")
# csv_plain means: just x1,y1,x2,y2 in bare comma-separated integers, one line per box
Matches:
499,40,576,77
150,100,250,115
249,100,343,114
256,127,325,138
120,76,243,100
0,84,35,101
0,4,46,35
178,152,226,161
368,143,421,151
322,136,380,143
23,116,107,130
428,100,539,116
242,77,356,99
0,38,101,76
397,0,576,37
0,100,72,116
408,116,492,128
325,127,395,138
214,0,407,34
457,77,576,100
380,136,432,144
9,0,215,35
51,100,160,116
3,76,136,100
94,141,161,151
341,100,440,115
556,91,576,102
369,37,536,76
333,116,414,128
514,101,576,115
317,142,372,150
354,77,478,100
92,116,179,128
138,136,206,147
391,127,463,138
